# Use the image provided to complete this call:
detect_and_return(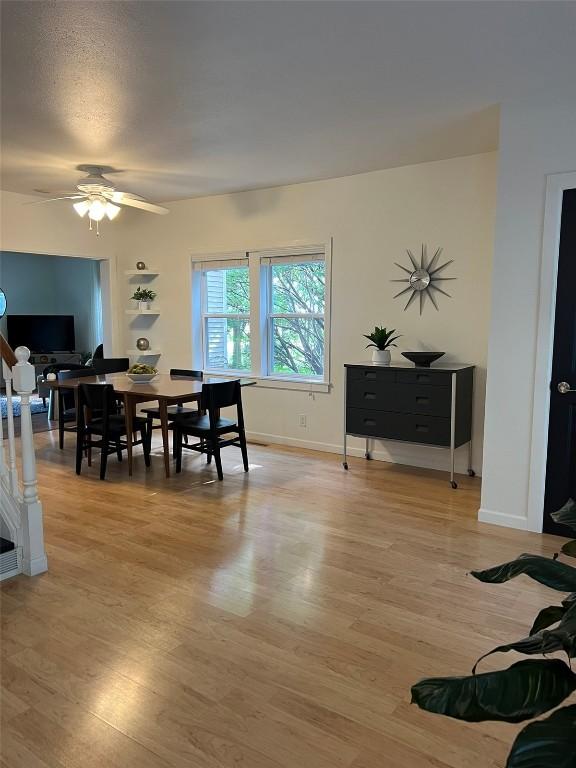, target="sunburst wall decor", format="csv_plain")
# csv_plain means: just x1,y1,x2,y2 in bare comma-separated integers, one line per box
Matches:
392,245,455,314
